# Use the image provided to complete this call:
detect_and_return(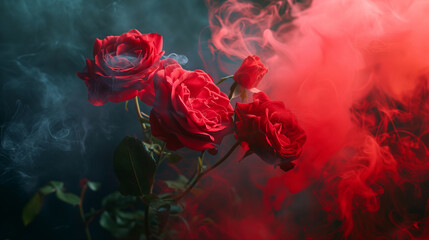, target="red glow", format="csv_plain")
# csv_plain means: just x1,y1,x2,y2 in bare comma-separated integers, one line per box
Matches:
172,0,429,239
